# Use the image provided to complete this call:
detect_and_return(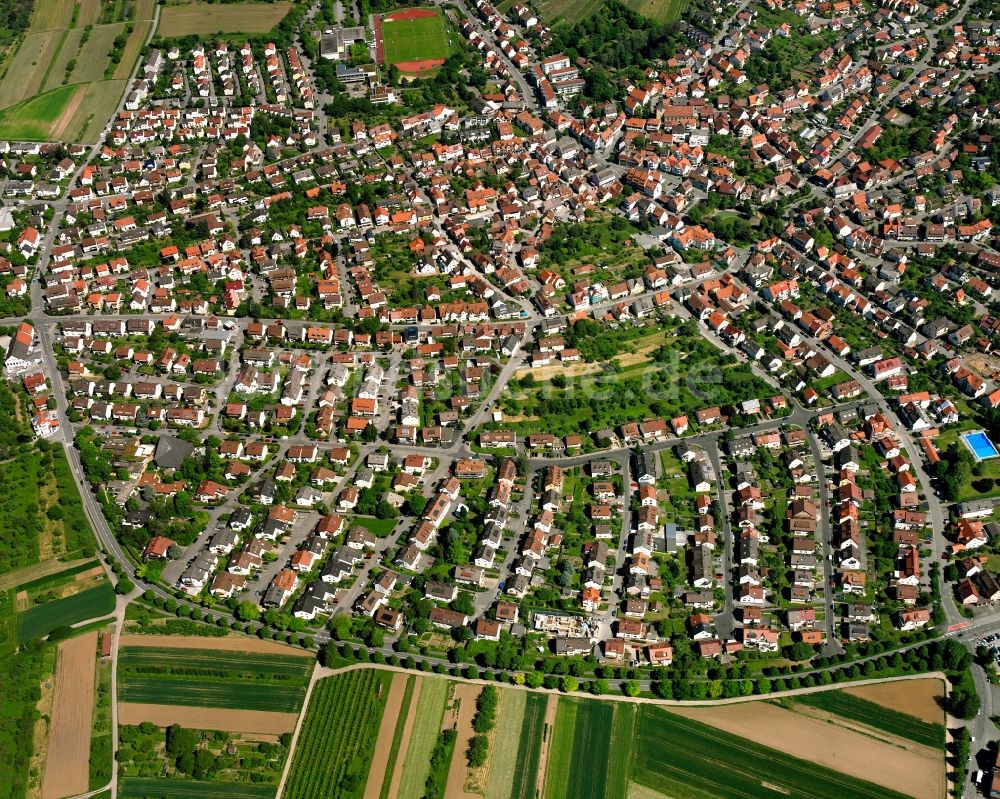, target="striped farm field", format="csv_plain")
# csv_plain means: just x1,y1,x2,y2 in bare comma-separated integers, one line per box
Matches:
631,706,912,799
282,669,392,799
396,675,449,799
508,693,546,799
545,698,631,799
16,582,115,642
485,689,526,799
118,677,305,713
120,777,276,799
791,690,945,748
117,646,314,683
